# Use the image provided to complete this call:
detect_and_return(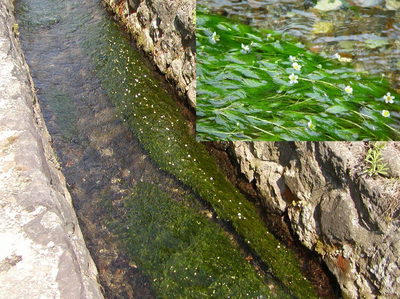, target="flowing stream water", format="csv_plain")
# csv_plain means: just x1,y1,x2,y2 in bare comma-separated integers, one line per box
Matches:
15,0,171,296
15,0,338,297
